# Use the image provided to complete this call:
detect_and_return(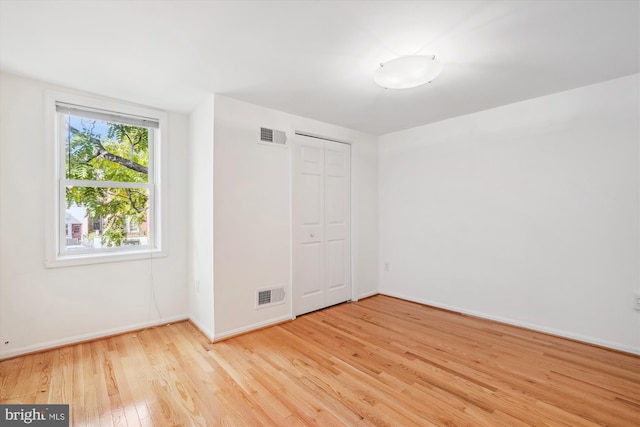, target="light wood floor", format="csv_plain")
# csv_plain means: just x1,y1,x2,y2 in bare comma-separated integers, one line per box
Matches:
1,295,639,426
